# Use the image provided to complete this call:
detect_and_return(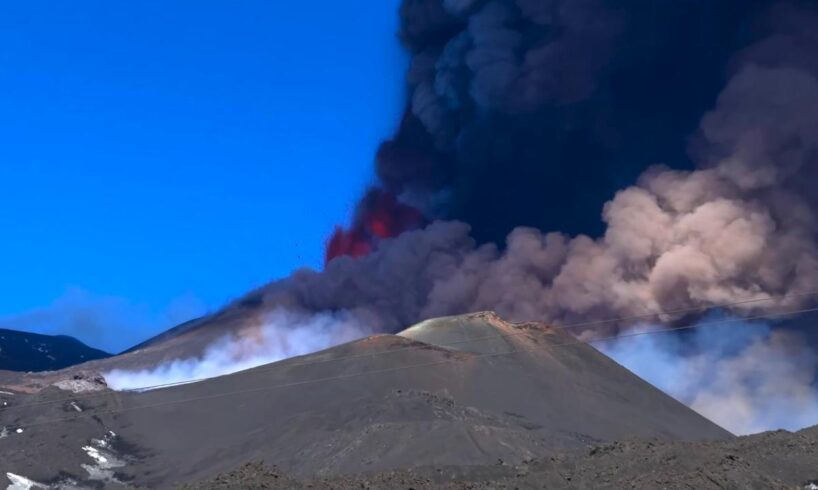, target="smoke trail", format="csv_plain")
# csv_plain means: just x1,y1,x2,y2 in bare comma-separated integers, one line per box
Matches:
104,308,369,391
600,315,818,434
